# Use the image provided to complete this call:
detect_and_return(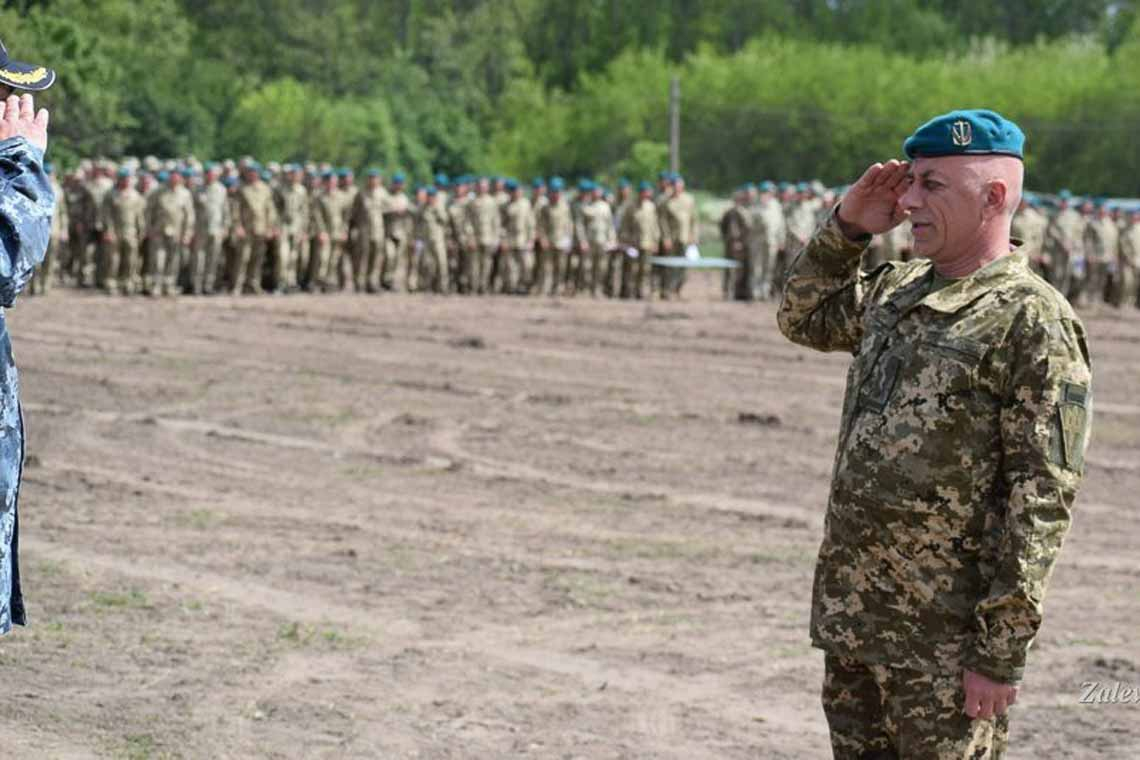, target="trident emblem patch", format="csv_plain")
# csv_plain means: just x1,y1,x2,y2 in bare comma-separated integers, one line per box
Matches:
951,120,973,147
